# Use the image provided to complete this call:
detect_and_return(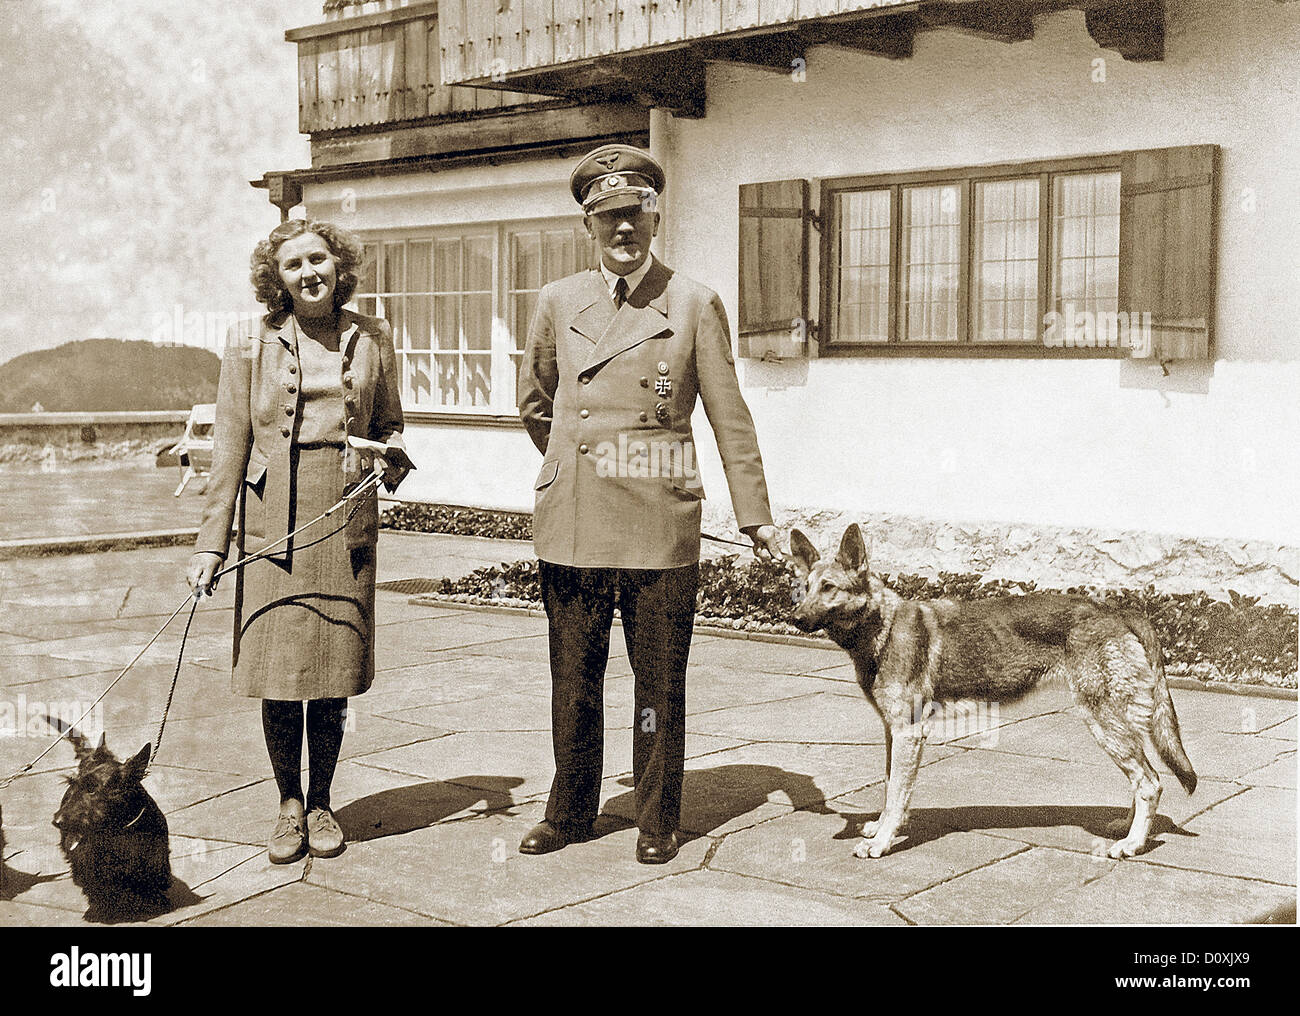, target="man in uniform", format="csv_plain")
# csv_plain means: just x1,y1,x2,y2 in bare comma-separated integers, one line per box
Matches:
516,144,782,864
